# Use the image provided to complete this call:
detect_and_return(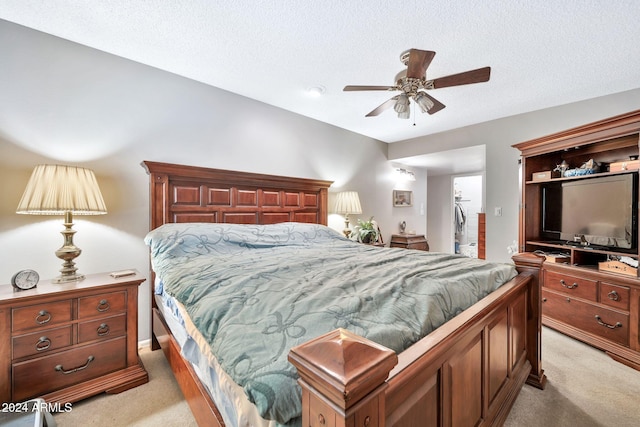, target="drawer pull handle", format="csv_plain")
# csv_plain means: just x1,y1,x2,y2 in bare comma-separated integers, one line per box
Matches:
55,355,95,374
559,279,578,289
97,299,110,312
35,310,52,325
607,291,620,301
35,336,51,351
97,323,110,336
595,315,622,329
317,414,326,425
